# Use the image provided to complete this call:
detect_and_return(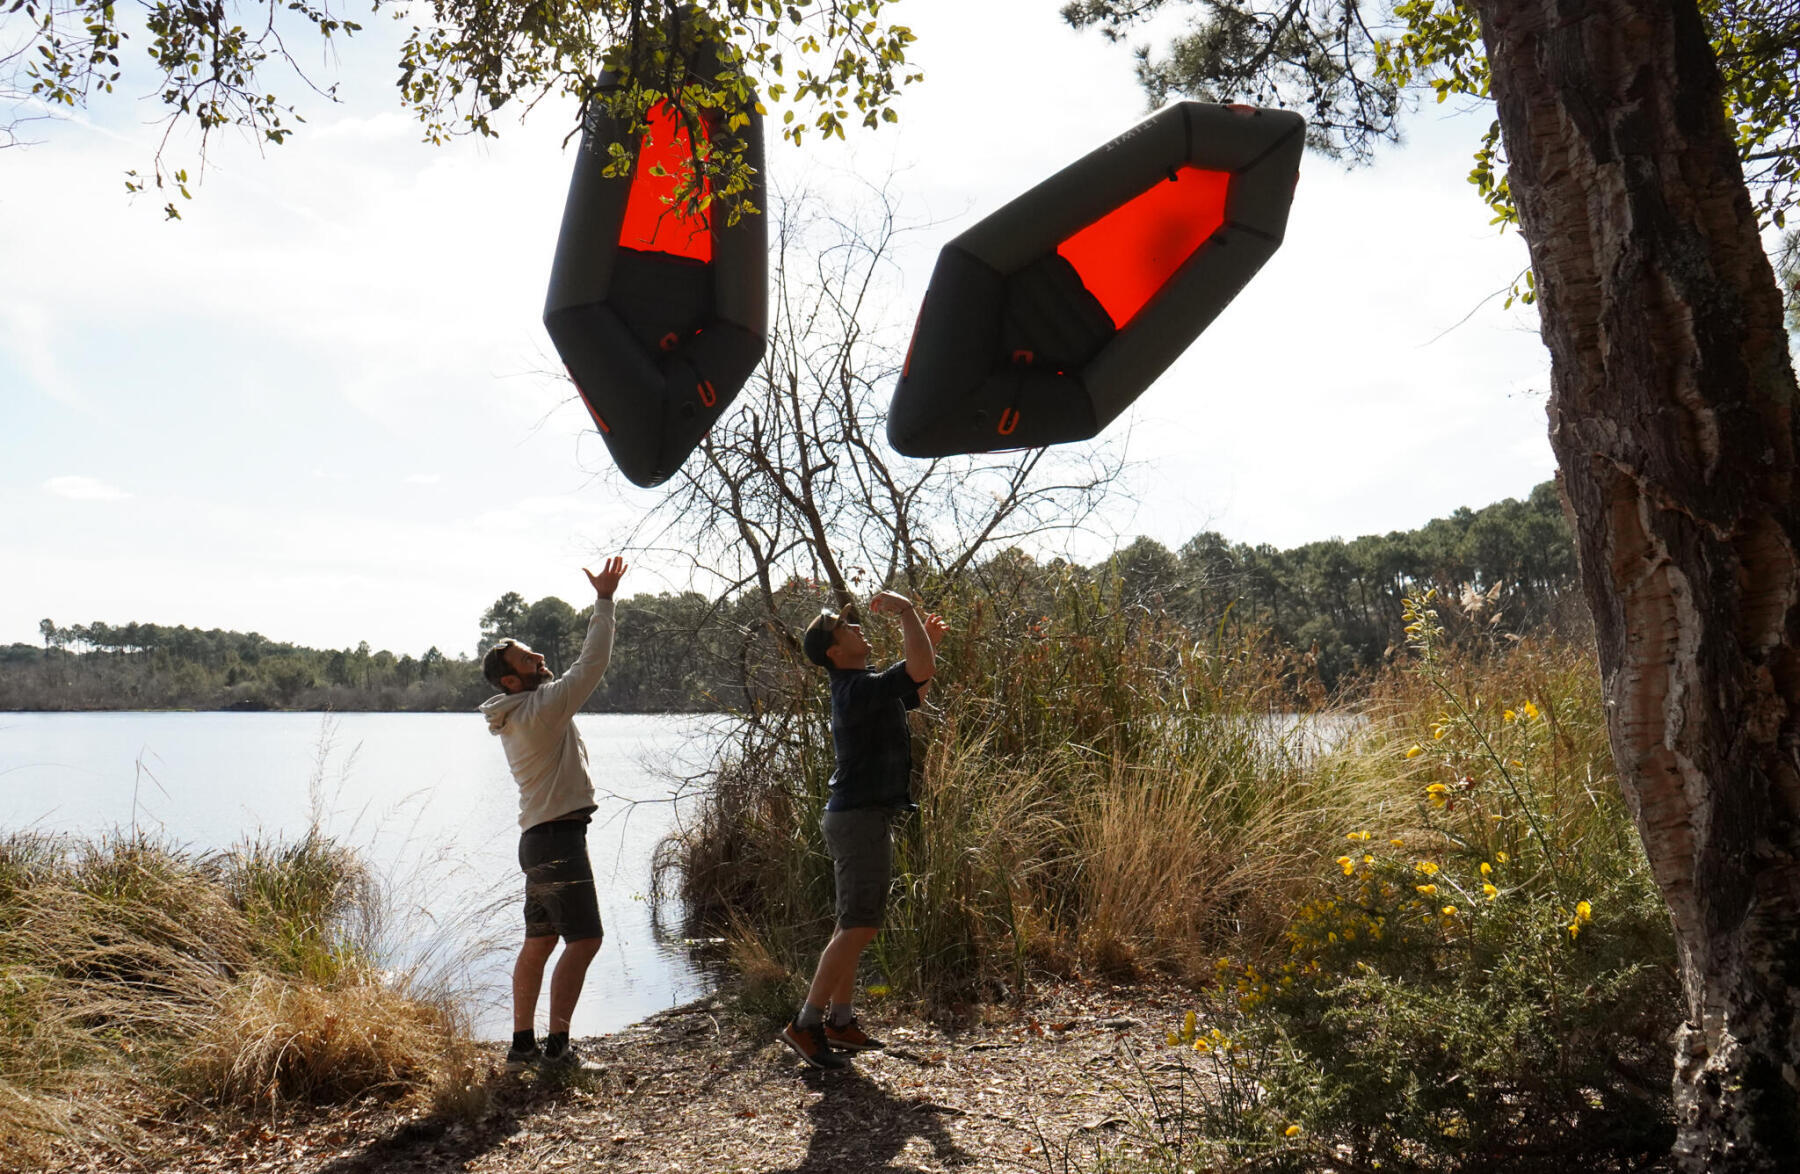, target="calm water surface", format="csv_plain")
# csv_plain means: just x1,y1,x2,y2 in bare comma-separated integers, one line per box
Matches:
0,711,727,1040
